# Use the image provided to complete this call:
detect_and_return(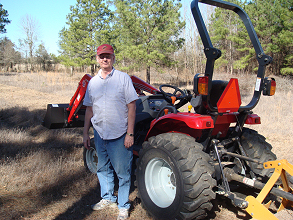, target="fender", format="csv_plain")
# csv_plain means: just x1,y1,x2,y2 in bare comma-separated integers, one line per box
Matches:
144,112,260,140
145,112,214,141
